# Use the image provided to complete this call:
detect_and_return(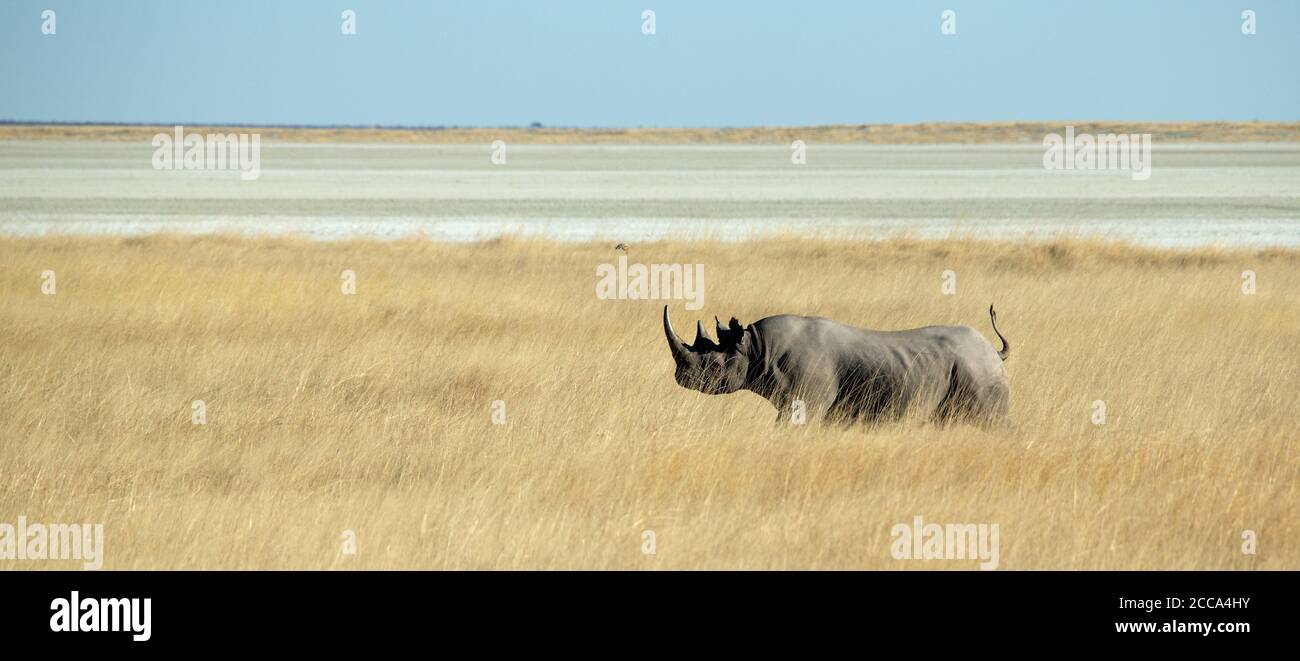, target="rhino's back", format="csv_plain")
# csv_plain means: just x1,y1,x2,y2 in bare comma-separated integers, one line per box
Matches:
755,315,1002,376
